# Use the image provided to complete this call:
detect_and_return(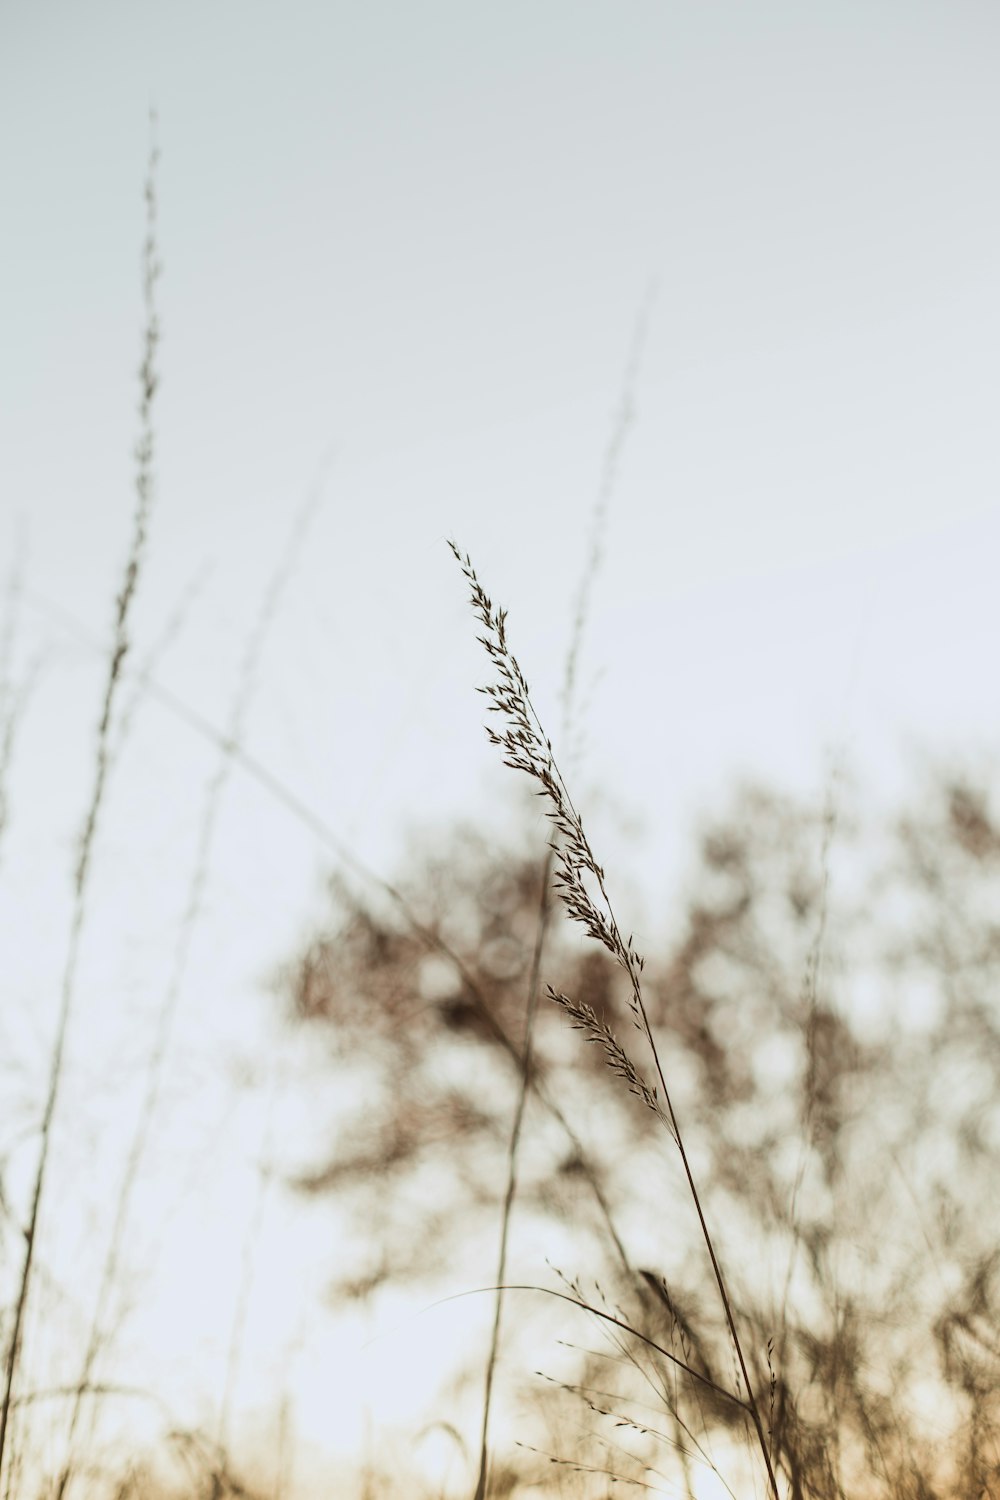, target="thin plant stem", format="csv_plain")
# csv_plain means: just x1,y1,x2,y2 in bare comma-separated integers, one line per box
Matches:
450,543,780,1499
472,290,655,1498
110,558,215,765
217,1074,279,1462
55,458,331,1499
561,276,658,749
472,860,552,1500
440,1285,752,1415
776,752,842,1382
0,651,44,872
0,115,161,1488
